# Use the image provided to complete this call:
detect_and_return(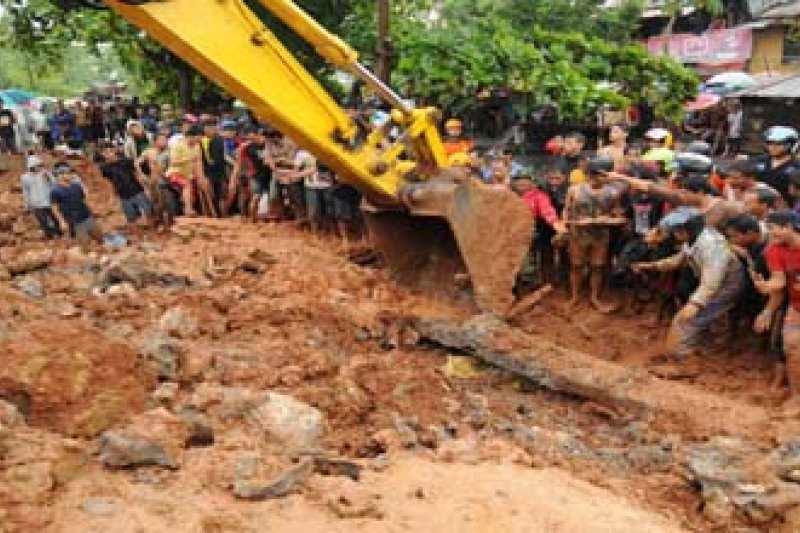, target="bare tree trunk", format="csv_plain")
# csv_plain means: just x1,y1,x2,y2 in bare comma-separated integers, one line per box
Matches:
176,60,194,112
375,0,393,83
